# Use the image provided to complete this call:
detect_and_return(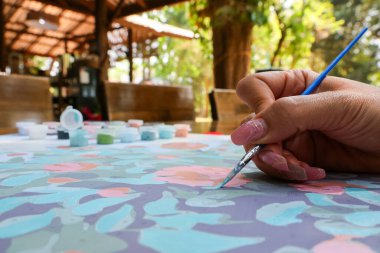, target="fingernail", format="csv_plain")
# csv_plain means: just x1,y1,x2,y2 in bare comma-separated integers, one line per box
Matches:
231,118,267,145
300,163,326,180
259,151,289,172
287,164,308,181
